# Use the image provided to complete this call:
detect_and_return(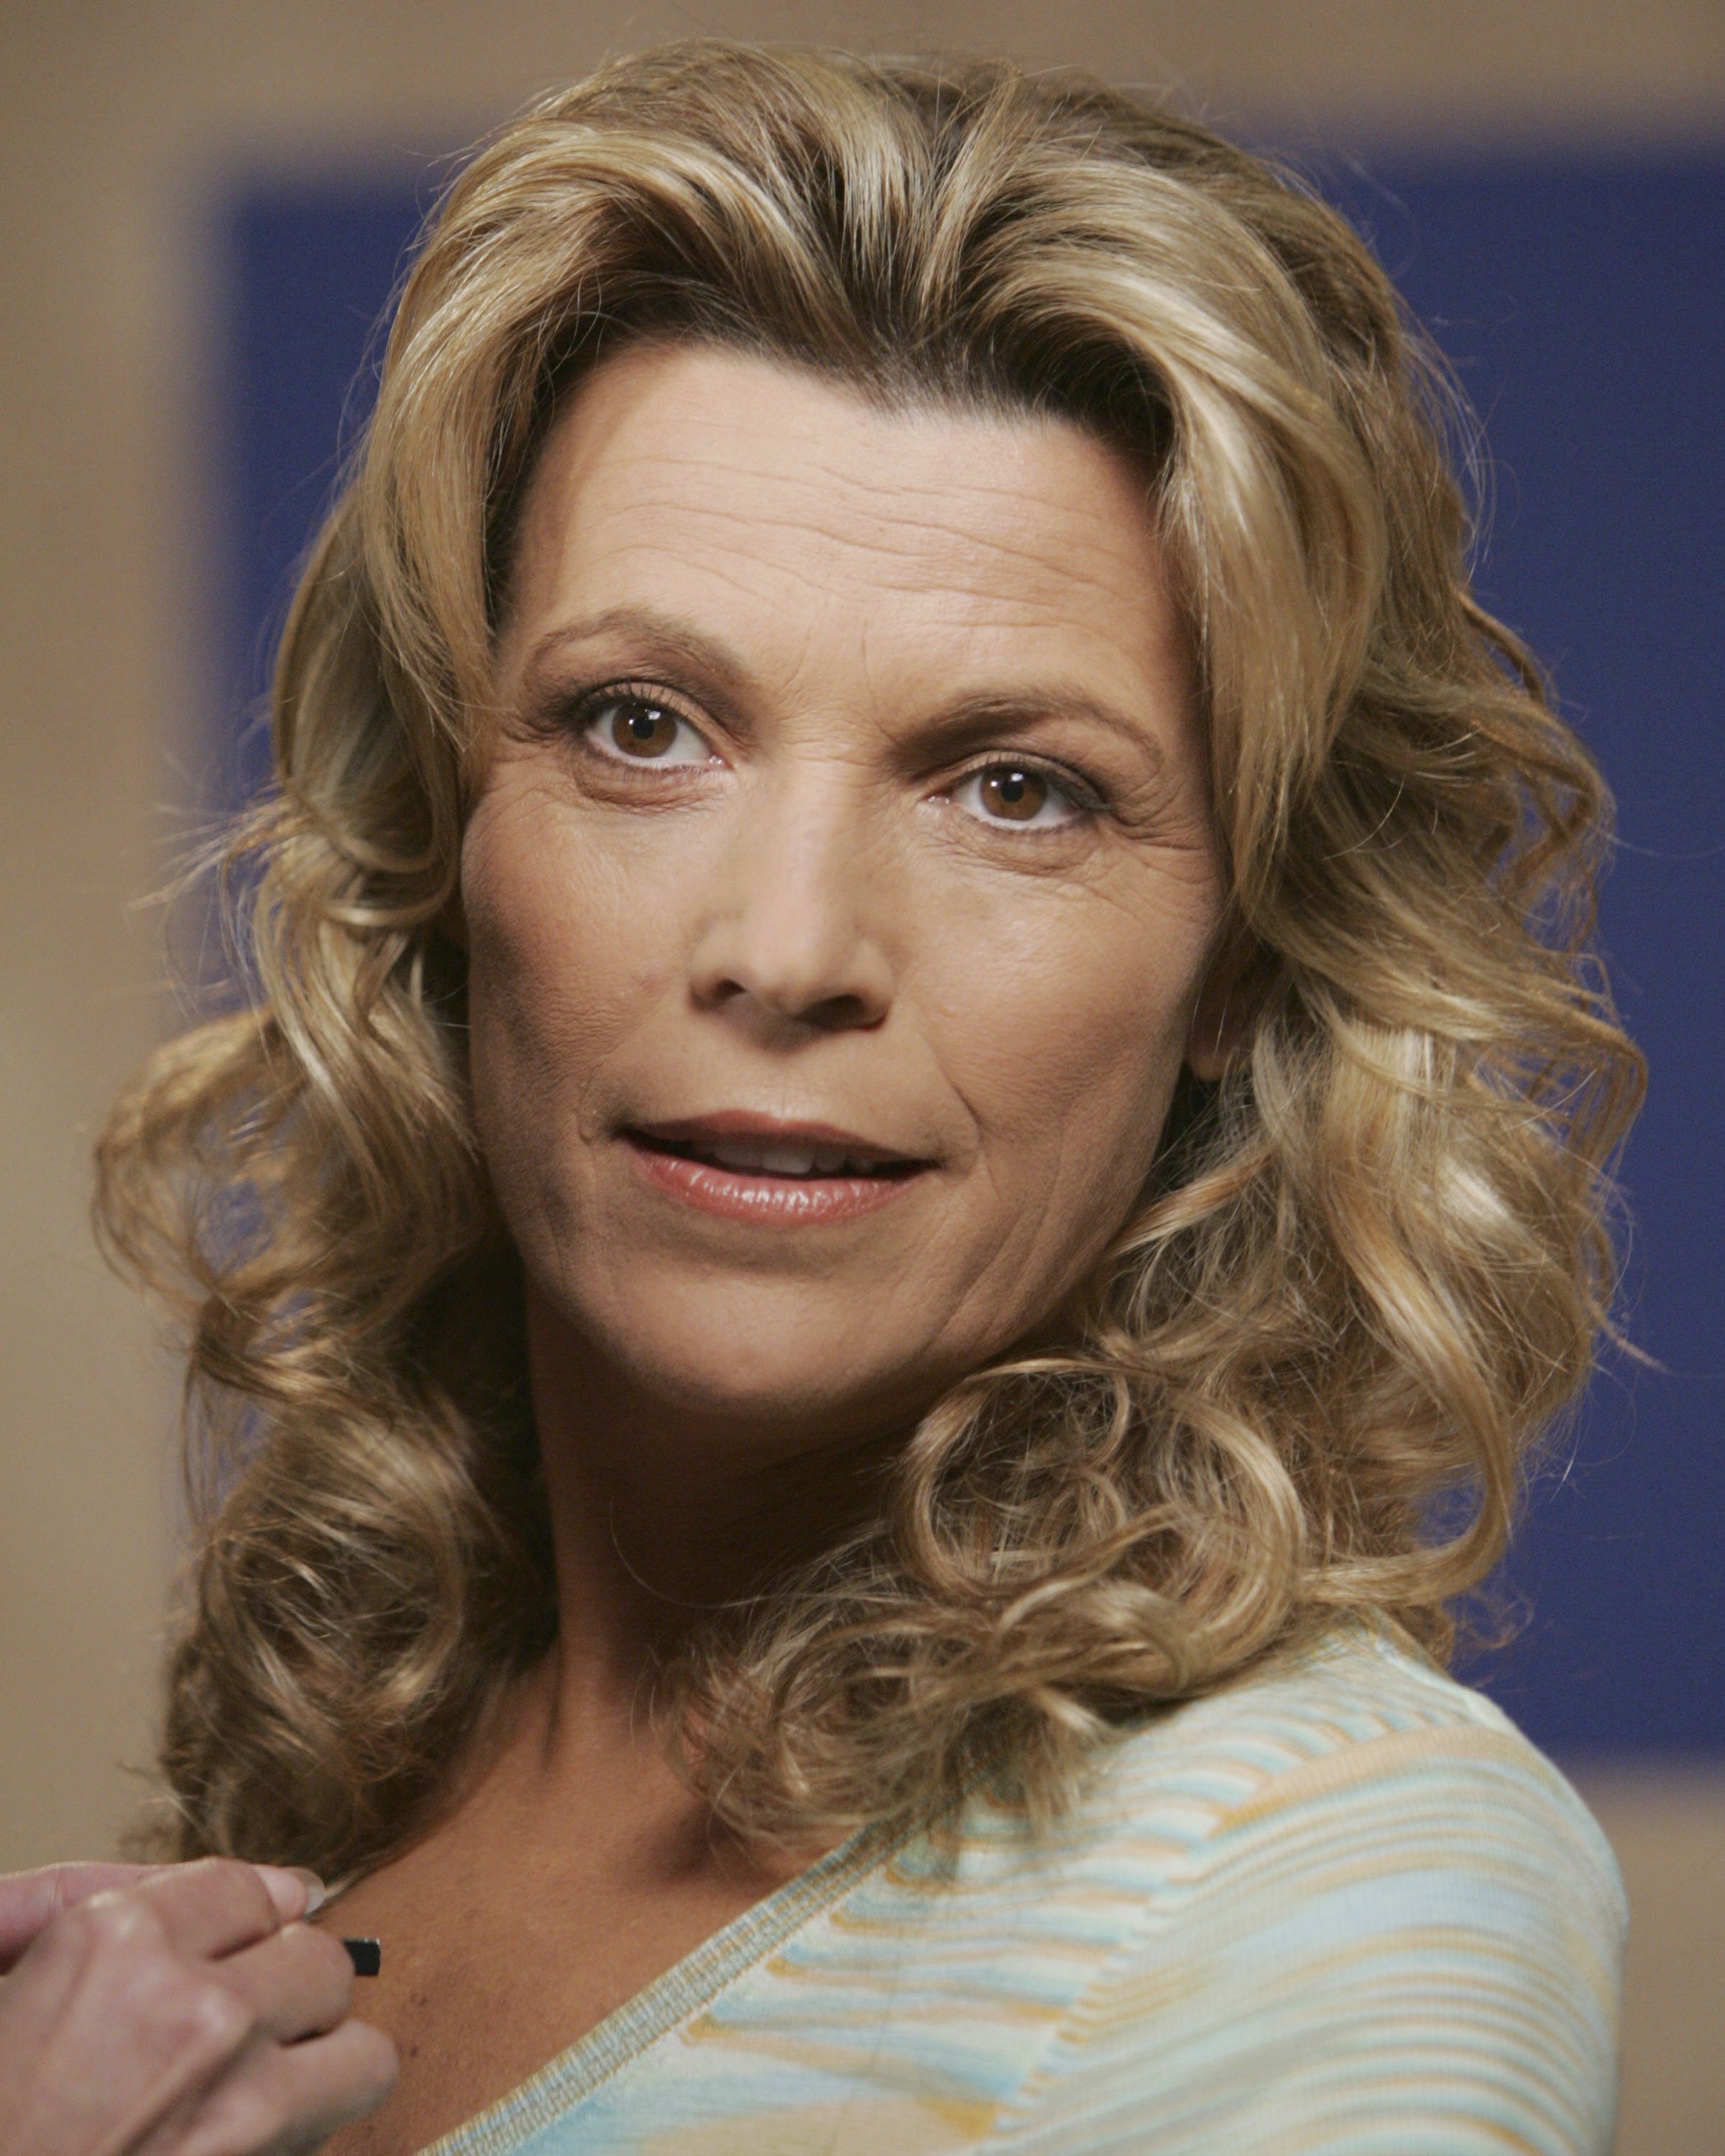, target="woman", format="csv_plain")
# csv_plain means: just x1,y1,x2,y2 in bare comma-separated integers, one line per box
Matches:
68,39,1640,2156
